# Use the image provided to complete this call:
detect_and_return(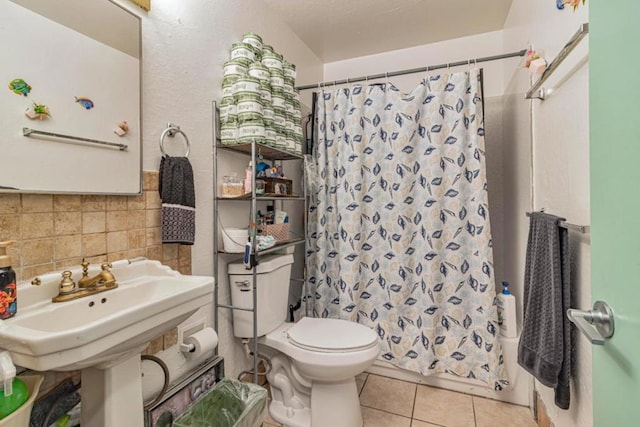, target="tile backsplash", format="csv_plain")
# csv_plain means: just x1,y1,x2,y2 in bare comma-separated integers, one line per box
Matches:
0,171,192,283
